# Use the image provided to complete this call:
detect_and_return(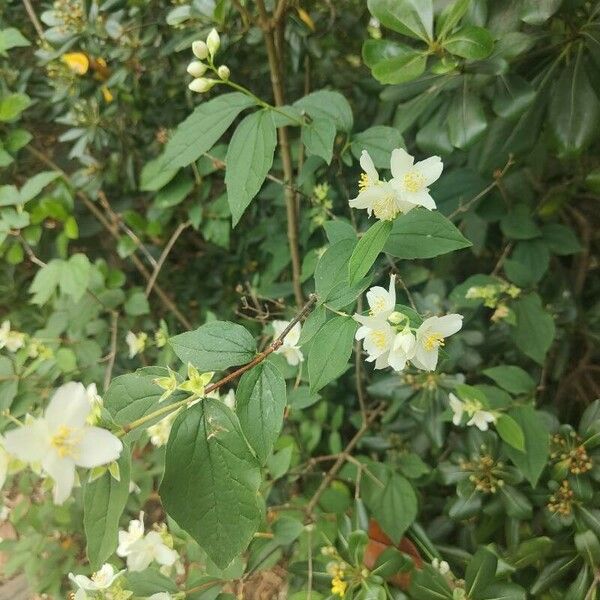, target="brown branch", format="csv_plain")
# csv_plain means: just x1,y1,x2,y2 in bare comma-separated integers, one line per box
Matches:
145,221,190,297
255,0,303,307
21,0,45,39
26,146,192,330
304,402,386,518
